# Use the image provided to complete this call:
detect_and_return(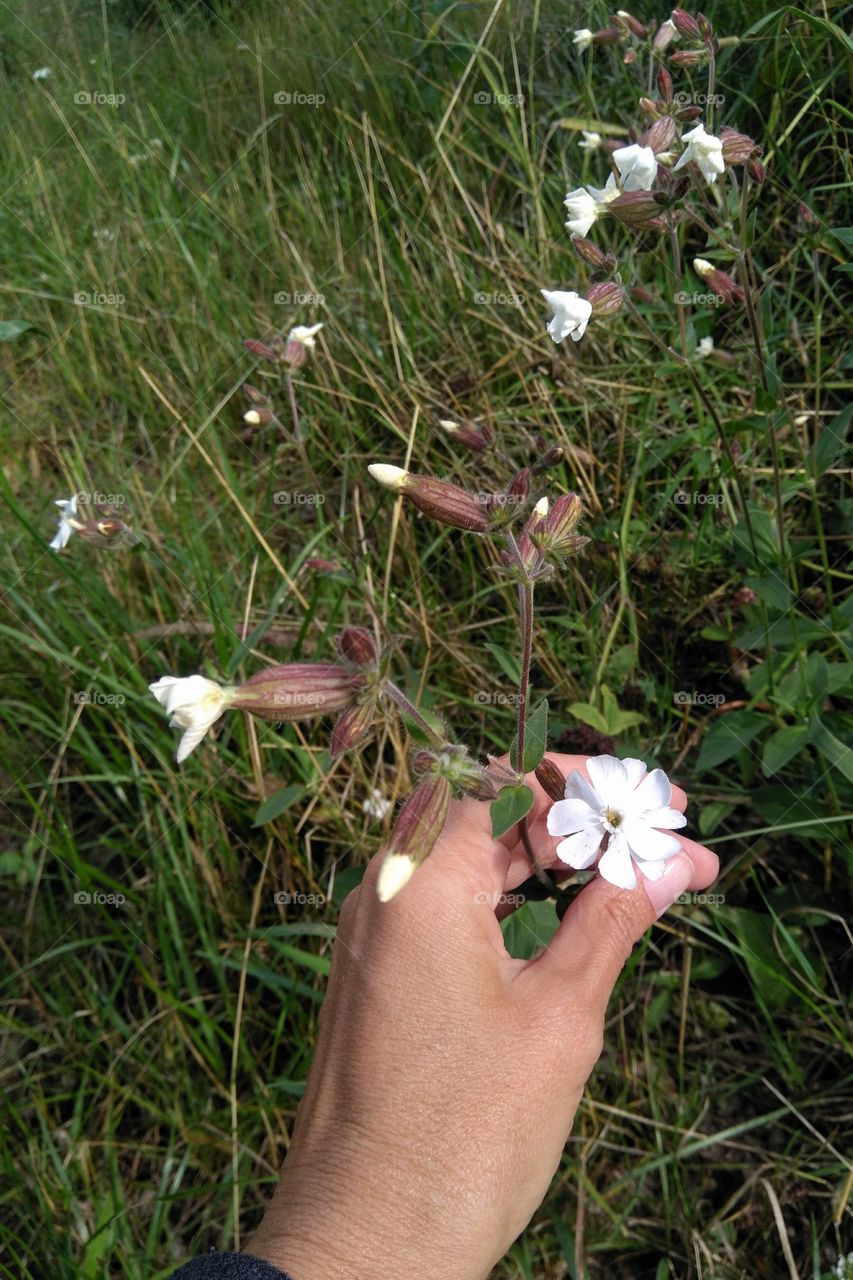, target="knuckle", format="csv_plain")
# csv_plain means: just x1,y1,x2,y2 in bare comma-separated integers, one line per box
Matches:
599,891,644,963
